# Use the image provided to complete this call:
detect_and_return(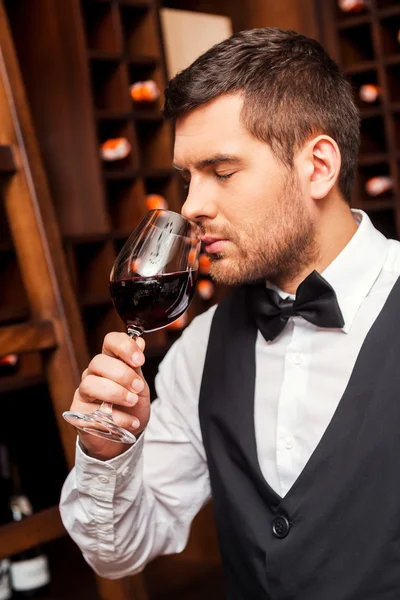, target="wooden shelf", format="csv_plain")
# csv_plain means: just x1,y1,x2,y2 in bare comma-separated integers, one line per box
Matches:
95,108,131,119
143,167,175,179
358,152,389,166
0,506,66,560
133,109,164,122
378,5,400,18
337,14,372,30
87,49,123,61
363,198,395,212
344,60,378,75
384,55,400,66
95,108,163,122
0,320,56,355
359,107,384,119
127,55,159,67
103,167,140,179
